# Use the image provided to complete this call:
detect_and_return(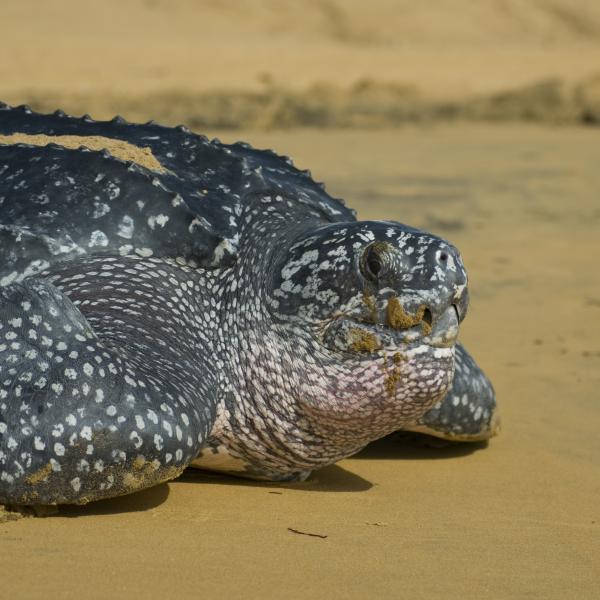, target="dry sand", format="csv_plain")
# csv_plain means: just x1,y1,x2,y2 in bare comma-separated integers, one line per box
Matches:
1,125,599,599
1,1,600,598
3,0,600,126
